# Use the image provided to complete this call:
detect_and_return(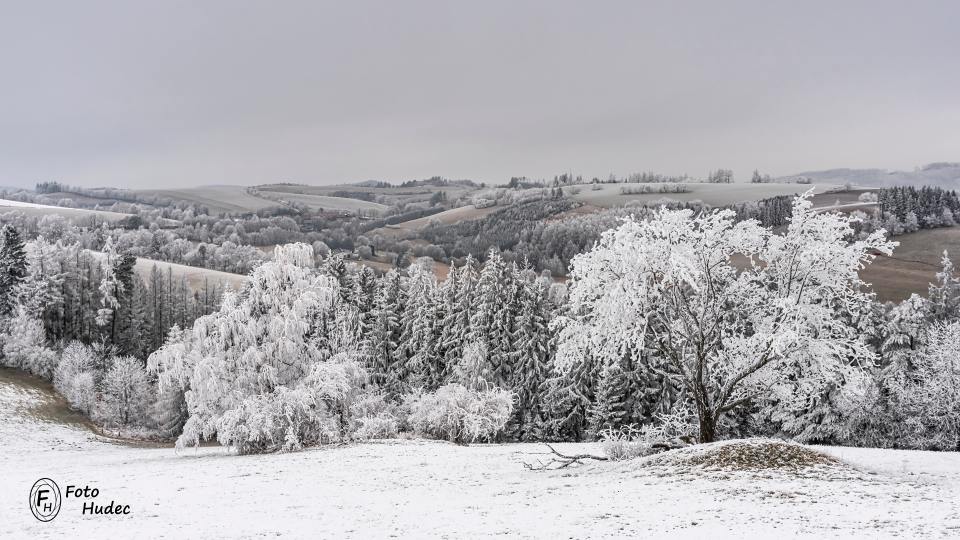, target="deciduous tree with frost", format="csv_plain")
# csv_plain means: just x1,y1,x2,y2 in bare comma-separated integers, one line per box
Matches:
2,307,58,378
98,355,152,426
555,192,894,442
159,243,367,452
53,341,97,414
